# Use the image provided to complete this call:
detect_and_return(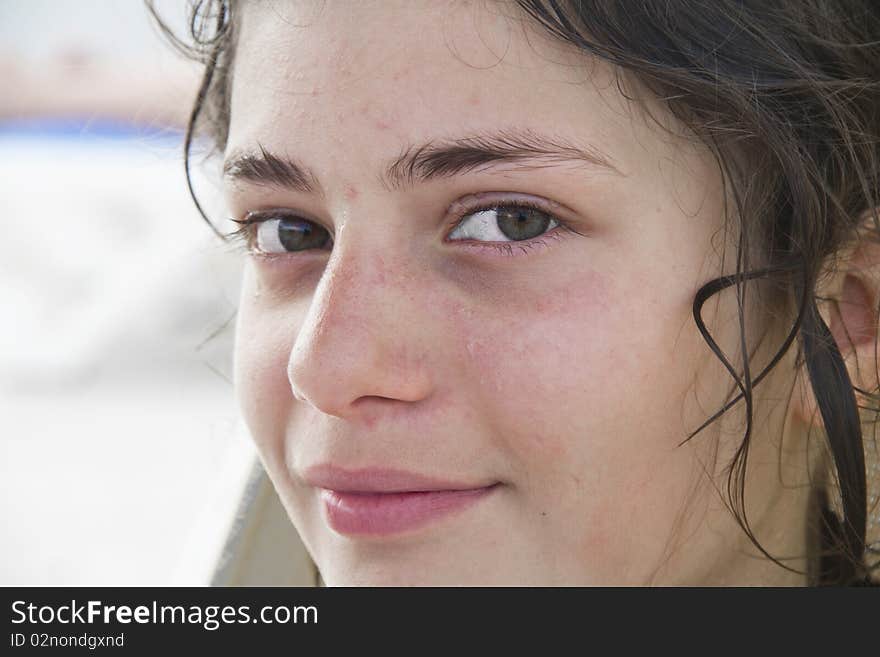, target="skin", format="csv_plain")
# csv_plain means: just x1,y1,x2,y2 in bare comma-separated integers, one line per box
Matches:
226,0,818,585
